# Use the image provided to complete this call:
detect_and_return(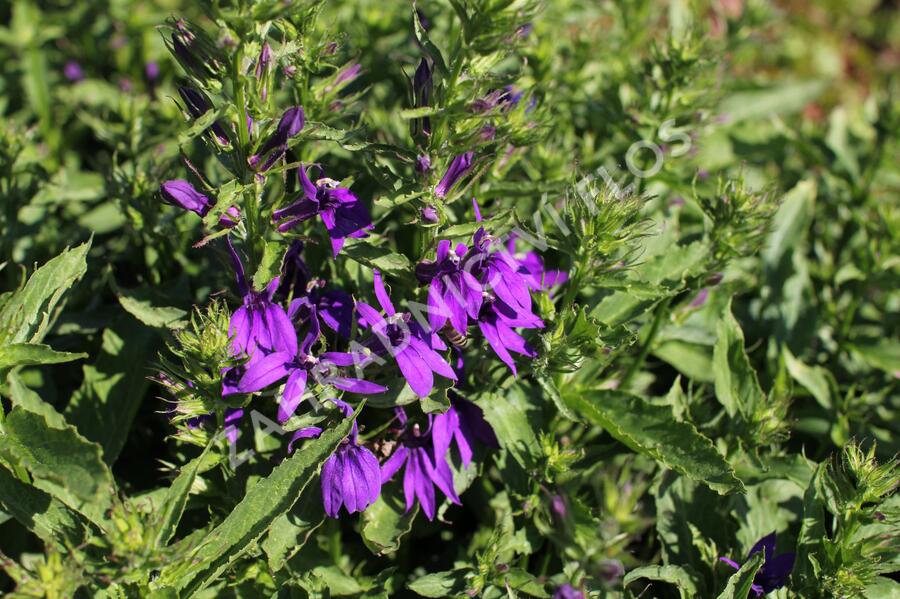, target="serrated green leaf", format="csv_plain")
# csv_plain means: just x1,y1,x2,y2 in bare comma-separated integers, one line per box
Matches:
0,240,91,345
6,371,67,429
251,240,284,292
0,343,87,369
152,444,213,549
0,407,117,530
342,238,412,276
714,299,765,418
118,289,188,330
408,569,470,598
361,485,417,555
262,483,326,572
624,565,701,599
569,390,743,494
478,389,541,471
153,415,354,595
